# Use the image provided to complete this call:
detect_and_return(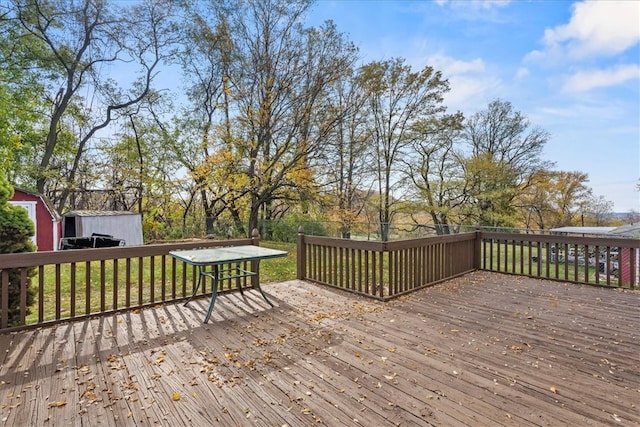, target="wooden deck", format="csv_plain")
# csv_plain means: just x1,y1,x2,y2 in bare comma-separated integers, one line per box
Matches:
0,272,638,426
